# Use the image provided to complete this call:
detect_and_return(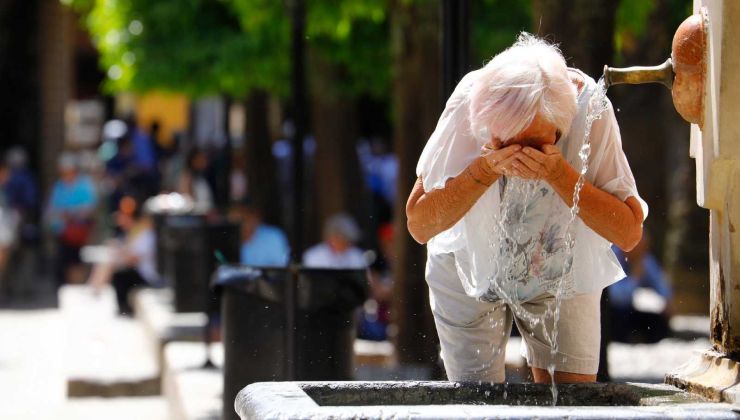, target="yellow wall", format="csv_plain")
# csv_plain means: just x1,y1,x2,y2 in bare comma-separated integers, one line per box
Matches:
135,92,189,147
